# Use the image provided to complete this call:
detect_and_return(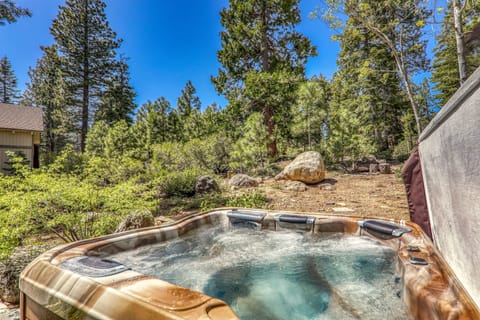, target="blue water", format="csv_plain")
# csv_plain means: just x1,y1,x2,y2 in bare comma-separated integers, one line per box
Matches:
109,225,410,320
